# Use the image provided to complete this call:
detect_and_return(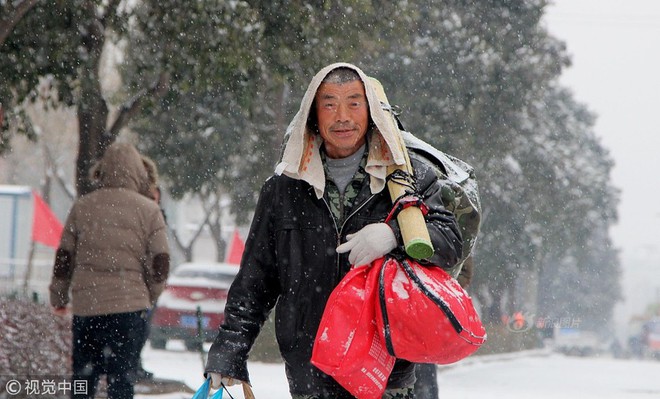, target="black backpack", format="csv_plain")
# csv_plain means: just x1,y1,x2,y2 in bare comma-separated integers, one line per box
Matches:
401,130,482,279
